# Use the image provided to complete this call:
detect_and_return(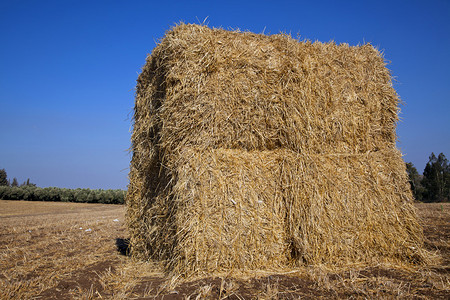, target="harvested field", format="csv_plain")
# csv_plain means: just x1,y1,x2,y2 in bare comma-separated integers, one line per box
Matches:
0,200,448,299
